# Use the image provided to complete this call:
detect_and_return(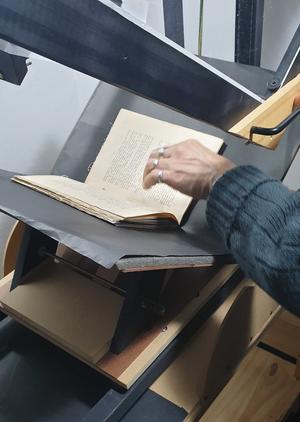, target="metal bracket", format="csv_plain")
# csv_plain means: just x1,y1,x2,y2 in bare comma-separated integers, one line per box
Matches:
249,107,300,142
